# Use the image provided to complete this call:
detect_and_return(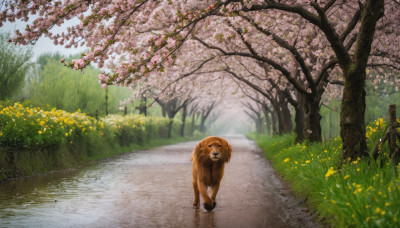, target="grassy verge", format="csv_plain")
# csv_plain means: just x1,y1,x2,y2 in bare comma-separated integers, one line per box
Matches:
248,118,400,227
0,103,202,181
